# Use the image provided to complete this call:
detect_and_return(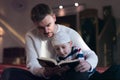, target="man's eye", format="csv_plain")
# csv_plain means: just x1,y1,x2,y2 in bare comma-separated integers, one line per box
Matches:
56,48,59,50
47,23,51,27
